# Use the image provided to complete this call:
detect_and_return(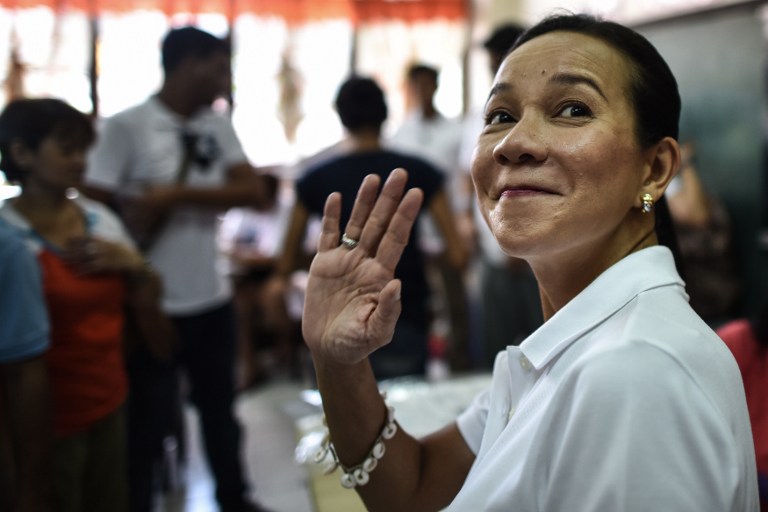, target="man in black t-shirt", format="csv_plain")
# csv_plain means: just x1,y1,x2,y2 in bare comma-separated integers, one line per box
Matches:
275,77,467,379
